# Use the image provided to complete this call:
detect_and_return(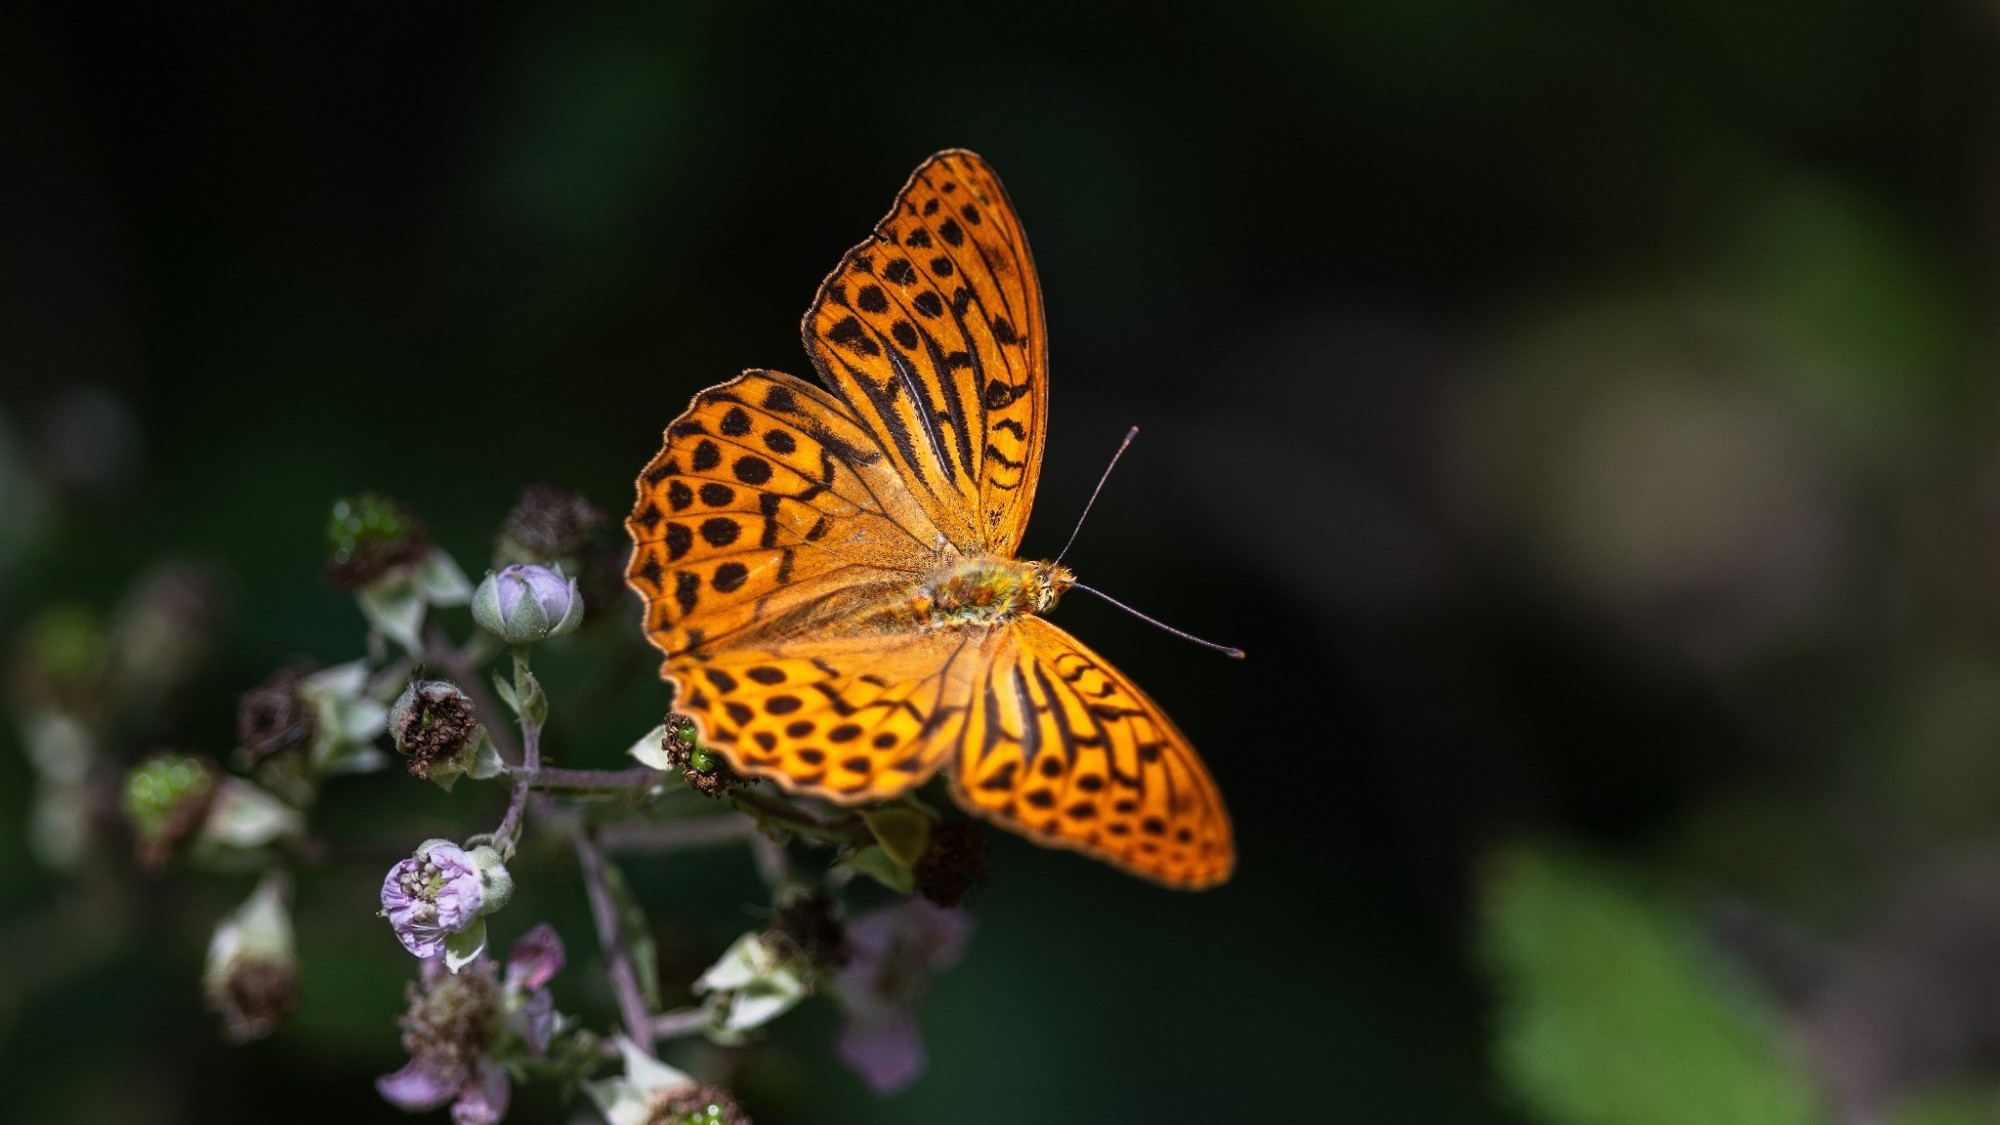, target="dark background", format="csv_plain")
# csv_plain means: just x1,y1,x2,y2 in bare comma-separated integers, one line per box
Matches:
4,1,1998,1122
